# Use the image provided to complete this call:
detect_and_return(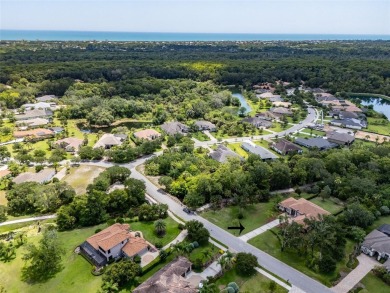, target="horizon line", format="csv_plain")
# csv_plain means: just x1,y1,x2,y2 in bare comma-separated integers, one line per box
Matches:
1,29,389,36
